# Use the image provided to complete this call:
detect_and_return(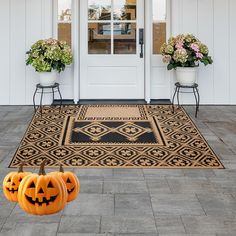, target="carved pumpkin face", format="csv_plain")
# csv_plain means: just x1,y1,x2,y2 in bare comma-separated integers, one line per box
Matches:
18,161,67,215
50,165,80,202
3,163,31,202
